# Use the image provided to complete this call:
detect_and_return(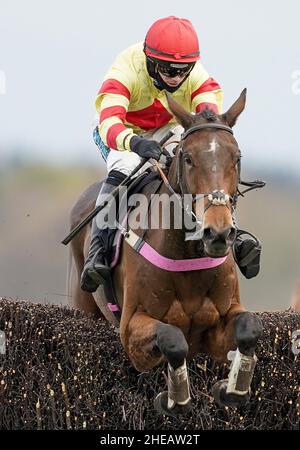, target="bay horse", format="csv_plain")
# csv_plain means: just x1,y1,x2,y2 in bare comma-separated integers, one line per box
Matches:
67,89,263,416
